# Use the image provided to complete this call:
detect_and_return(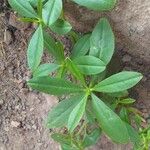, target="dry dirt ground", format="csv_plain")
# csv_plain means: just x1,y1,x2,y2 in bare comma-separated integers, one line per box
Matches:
0,1,150,150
